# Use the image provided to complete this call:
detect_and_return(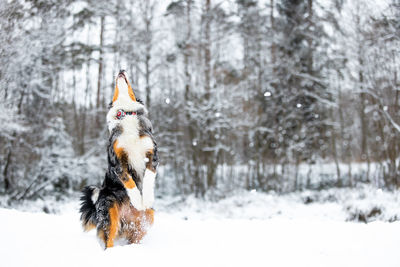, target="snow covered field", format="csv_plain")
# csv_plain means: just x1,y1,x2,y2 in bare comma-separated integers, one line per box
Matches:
1,187,400,267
